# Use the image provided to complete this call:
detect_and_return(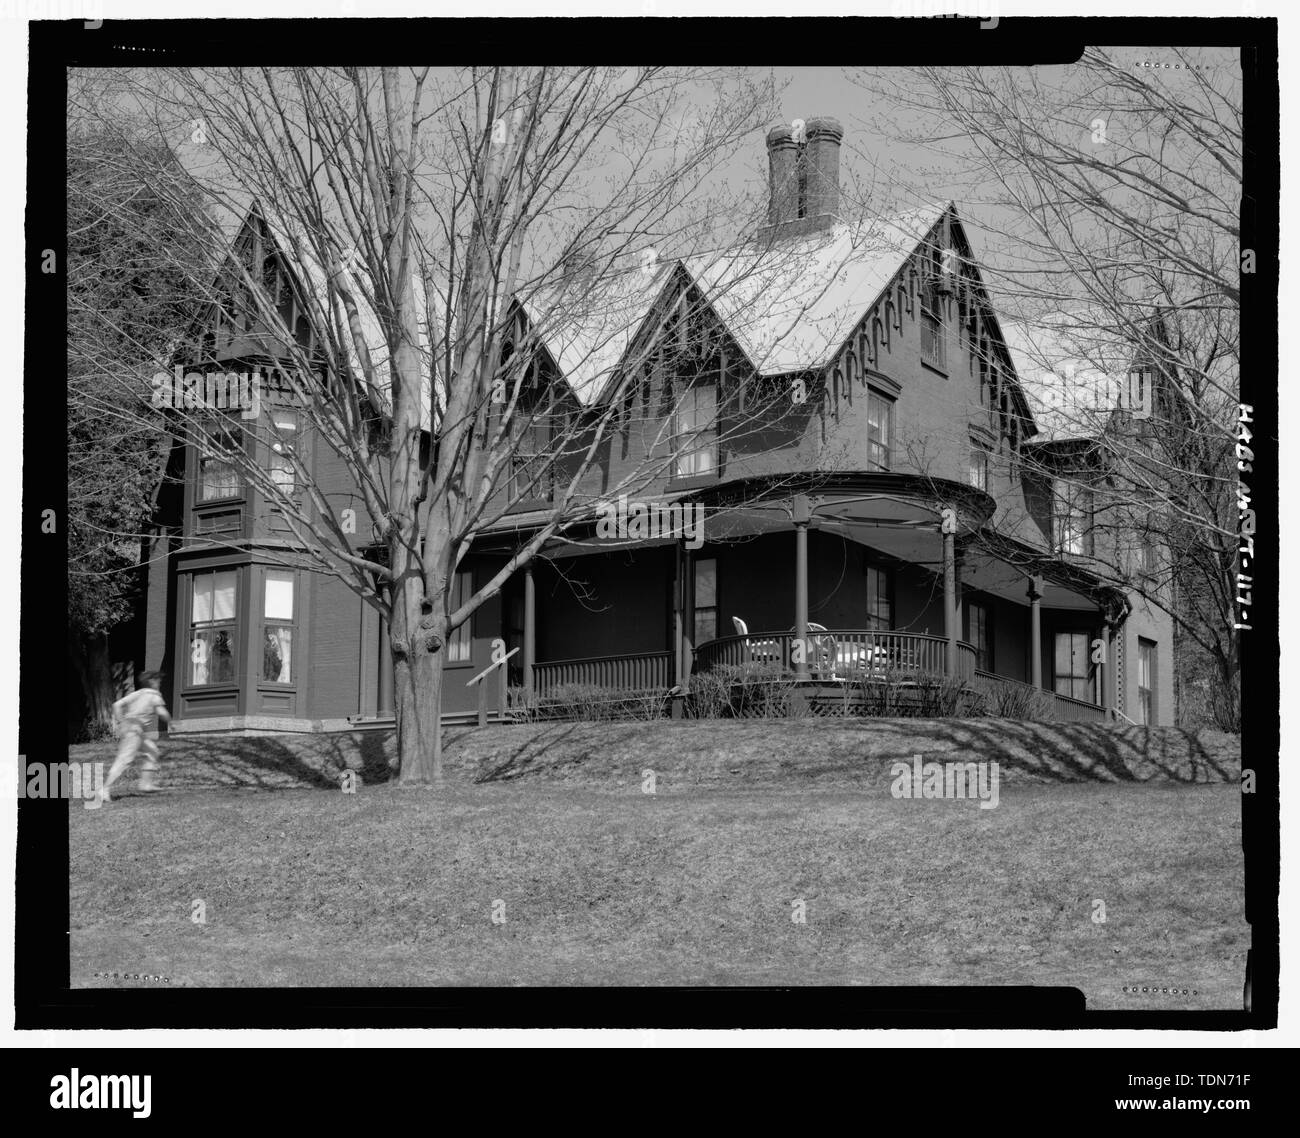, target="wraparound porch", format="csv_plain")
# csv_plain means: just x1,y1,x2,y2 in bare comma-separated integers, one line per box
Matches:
503,474,1125,723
